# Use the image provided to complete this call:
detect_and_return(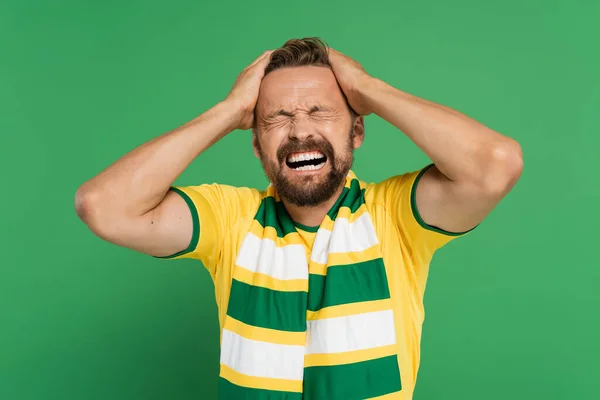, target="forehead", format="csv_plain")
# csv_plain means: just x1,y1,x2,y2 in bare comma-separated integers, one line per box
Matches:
256,66,347,112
